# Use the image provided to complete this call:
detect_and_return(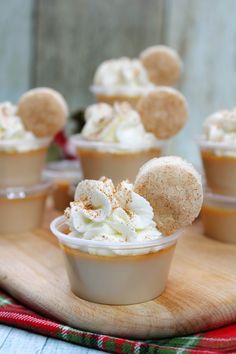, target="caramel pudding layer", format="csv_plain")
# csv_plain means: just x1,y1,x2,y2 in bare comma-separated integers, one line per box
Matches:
201,150,236,195
78,148,162,183
61,243,176,261
0,191,47,234
0,147,47,187
201,204,236,243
